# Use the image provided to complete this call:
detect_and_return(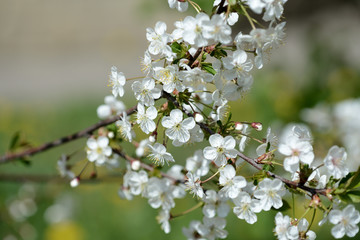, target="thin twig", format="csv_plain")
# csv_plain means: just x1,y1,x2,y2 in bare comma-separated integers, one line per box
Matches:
0,105,137,164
